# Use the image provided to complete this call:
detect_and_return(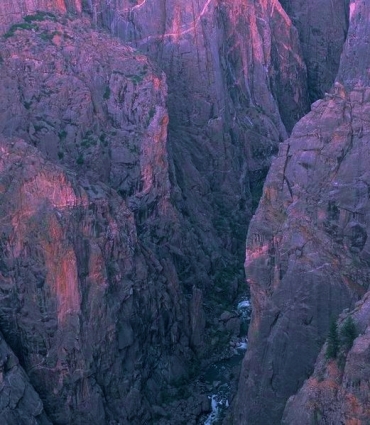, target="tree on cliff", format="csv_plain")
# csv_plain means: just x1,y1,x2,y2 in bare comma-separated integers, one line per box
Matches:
340,317,357,350
326,320,339,359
